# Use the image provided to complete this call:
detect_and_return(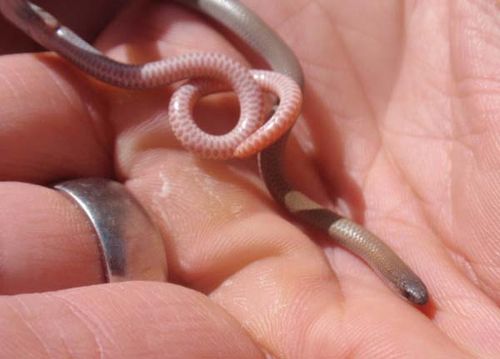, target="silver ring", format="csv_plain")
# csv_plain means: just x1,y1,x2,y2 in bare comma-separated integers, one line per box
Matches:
55,178,167,282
